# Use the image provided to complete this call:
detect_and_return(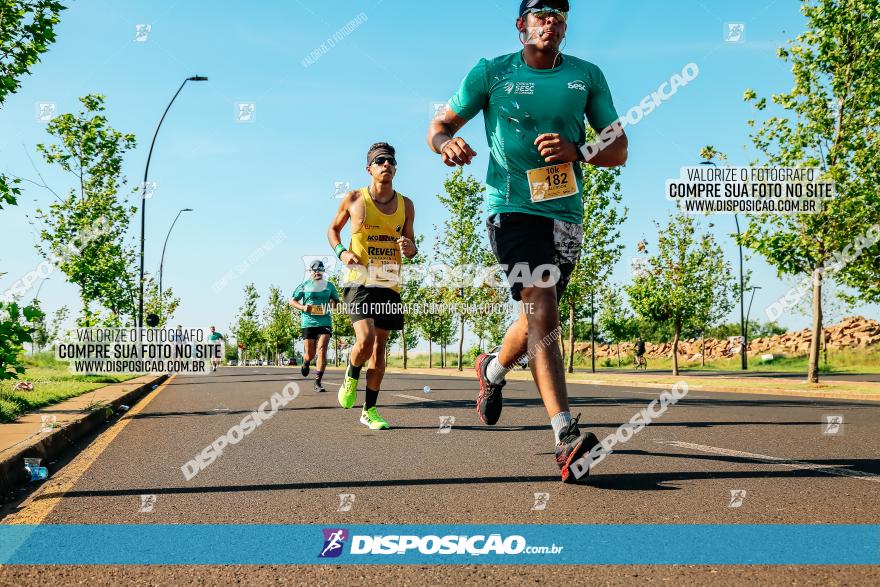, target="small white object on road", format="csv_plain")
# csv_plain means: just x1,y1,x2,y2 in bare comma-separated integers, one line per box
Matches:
423,386,431,394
